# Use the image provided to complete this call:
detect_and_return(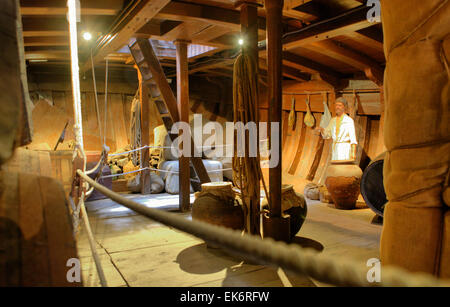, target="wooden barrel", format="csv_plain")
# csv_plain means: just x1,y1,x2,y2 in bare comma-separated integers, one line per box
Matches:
0,171,79,286
360,152,387,217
